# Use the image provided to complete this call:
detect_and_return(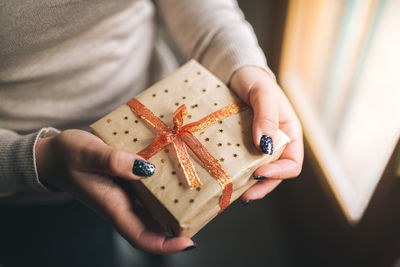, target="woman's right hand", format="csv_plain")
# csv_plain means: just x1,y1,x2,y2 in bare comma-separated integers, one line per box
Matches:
35,129,194,254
